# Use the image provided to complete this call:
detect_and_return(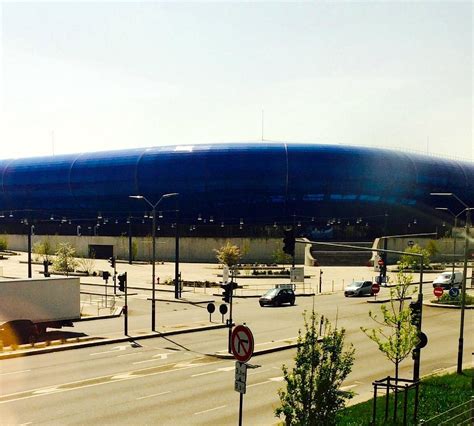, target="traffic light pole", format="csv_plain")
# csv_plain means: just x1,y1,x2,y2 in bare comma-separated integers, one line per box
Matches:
227,268,234,354
113,261,117,295
124,273,128,336
413,255,424,382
